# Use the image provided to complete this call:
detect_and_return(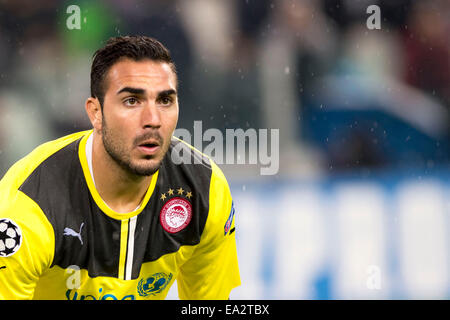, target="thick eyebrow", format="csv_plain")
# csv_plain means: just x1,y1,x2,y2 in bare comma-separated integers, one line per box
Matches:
157,89,177,98
117,87,146,95
116,87,176,98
